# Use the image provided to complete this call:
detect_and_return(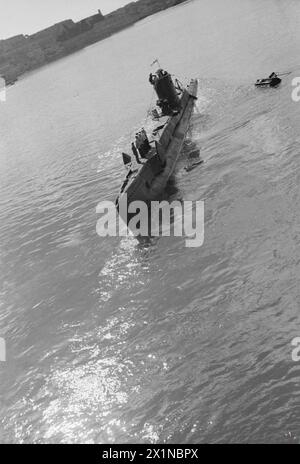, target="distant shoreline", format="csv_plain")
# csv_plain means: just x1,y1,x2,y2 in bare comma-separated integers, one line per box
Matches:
0,0,188,86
